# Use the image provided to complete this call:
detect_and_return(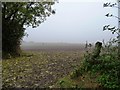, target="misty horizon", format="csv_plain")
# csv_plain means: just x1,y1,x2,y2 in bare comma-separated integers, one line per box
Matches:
23,1,118,44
